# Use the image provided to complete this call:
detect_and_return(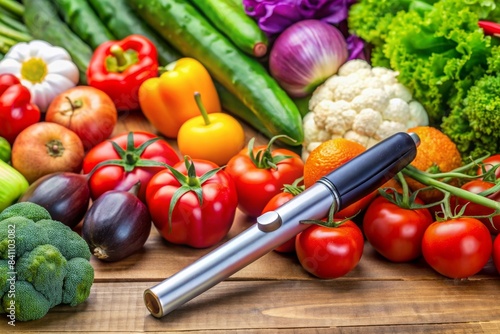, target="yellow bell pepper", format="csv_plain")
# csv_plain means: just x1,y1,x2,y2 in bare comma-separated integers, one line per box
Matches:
178,92,245,166
138,57,221,138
